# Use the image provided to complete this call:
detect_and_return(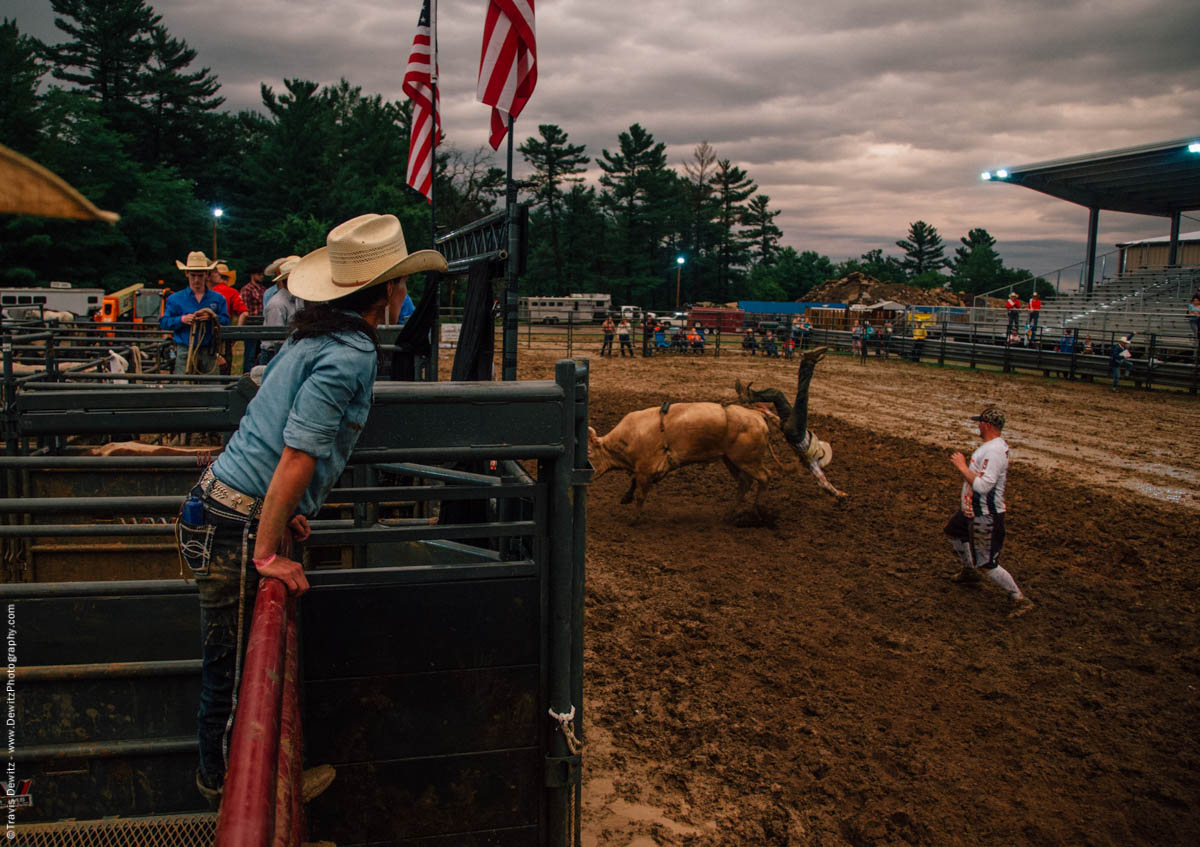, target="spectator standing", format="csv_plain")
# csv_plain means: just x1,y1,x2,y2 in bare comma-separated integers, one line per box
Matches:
784,333,795,359
211,264,248,325
764,330,778,357
240,269,266,318
1004,292,1021,334
617,318,633,357
882,320,894,358
1028,293,1042,334
851,321,863,358
258,258,305,366
211,264,249,373
742,328,758,355
862,321,875,360
1110,334,1135,390
240,268,268,368
945,407,1032,617
600,316,615,356
1188,295,1200,341
799,317,813,350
